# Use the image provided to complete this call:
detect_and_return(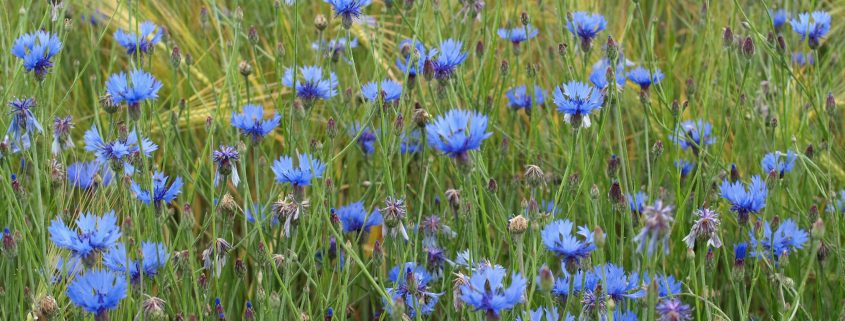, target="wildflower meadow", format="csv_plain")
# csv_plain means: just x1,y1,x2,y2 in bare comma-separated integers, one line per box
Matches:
2,1,844,320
